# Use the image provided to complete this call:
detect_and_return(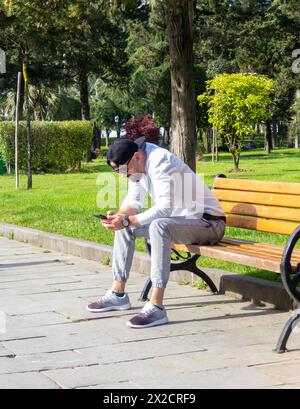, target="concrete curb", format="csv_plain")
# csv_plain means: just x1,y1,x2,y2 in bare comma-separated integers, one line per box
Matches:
0,222,293,312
